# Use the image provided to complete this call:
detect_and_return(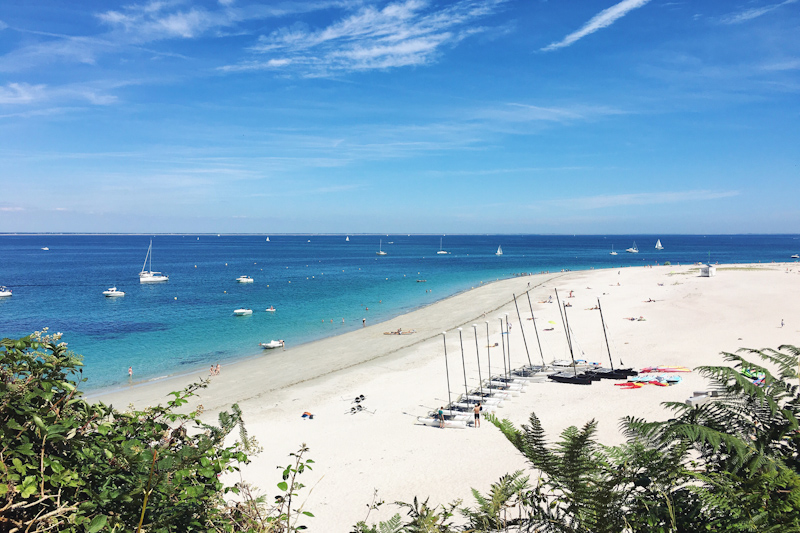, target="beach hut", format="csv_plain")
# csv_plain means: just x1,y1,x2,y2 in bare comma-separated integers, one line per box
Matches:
700,264,716,277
